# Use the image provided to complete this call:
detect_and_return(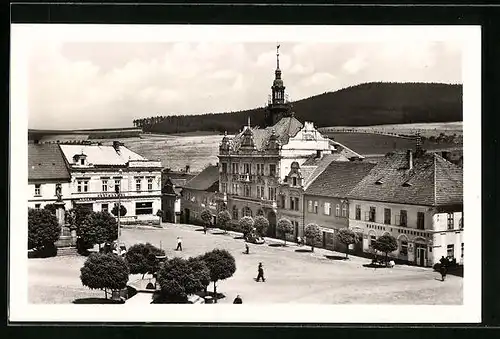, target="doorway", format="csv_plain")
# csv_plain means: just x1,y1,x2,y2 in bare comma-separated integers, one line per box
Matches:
416,246,426,266
184,209,190,224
